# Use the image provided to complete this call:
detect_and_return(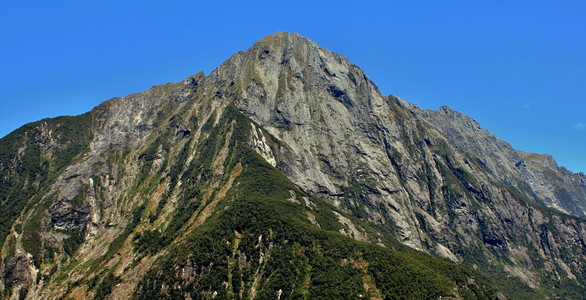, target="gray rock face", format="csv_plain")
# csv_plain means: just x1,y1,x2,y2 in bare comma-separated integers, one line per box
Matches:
419,105,586,218
213,32,586,287
215,32,396,196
